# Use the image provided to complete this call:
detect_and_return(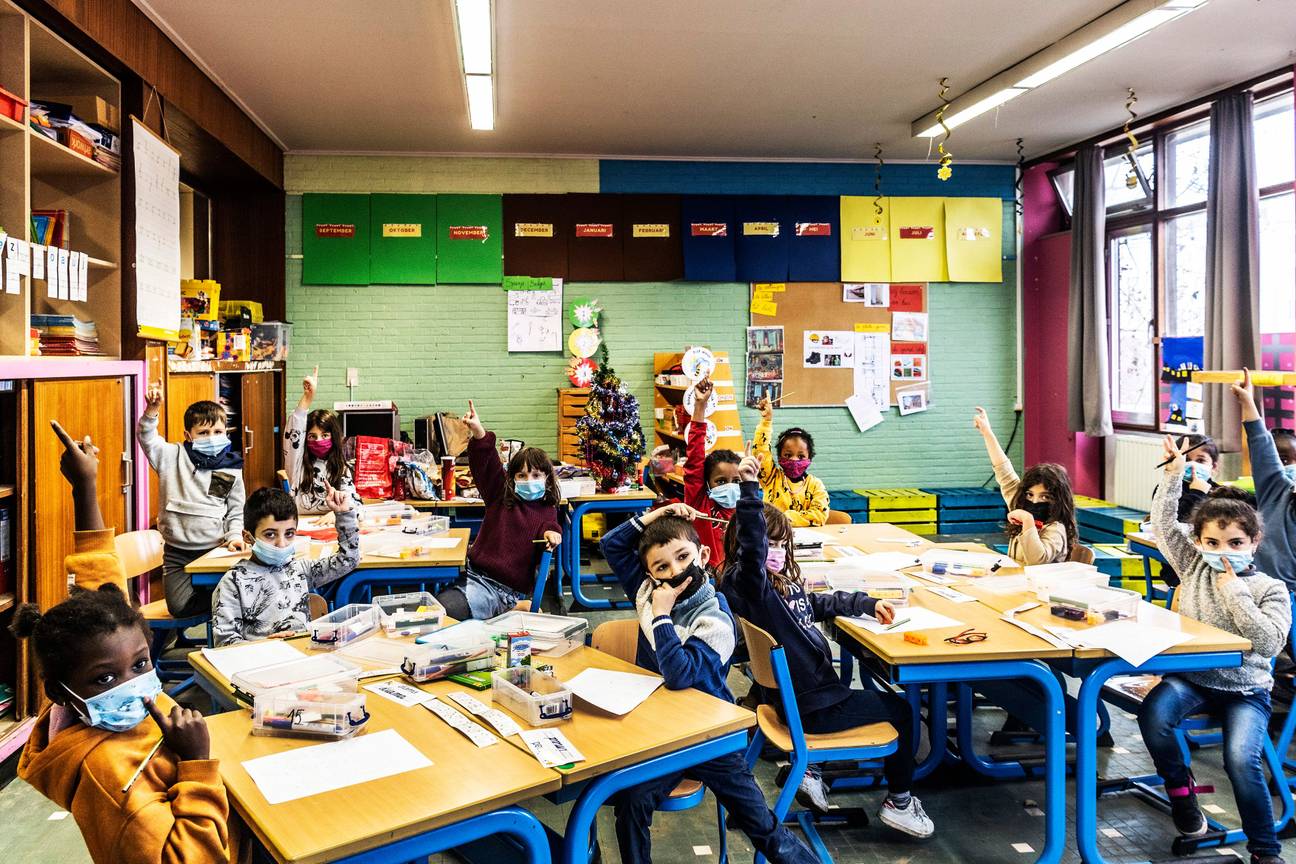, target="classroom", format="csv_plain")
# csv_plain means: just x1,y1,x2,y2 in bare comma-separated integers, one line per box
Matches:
0,1,1294,863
